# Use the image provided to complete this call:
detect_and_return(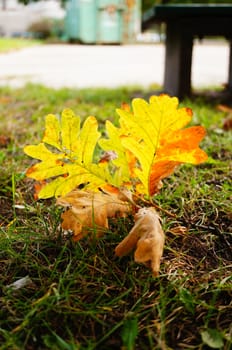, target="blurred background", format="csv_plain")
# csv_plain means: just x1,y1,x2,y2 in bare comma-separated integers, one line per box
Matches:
0,0,229,44
0,0,231,91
